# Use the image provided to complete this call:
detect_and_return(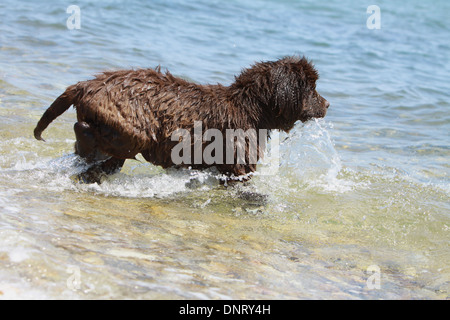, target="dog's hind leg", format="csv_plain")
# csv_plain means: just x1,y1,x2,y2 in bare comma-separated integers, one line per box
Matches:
73,121,125,183
77,157,125,184
74,122,110,162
